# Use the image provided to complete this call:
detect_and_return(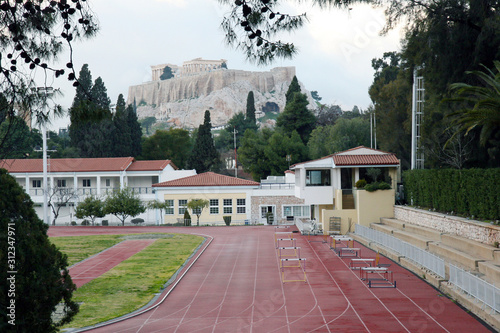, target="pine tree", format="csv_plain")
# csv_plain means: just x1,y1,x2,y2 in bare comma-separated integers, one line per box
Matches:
285,75,301,106
276,92,316,144
187,110,220,173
